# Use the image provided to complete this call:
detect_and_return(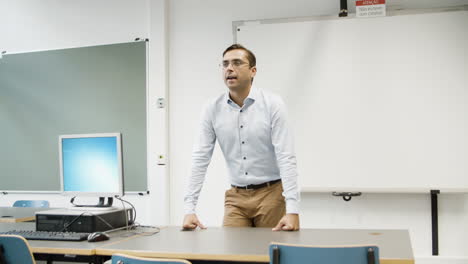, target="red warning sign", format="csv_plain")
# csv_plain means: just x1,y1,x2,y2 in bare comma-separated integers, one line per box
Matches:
356,0,386,17
356,0,386,6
